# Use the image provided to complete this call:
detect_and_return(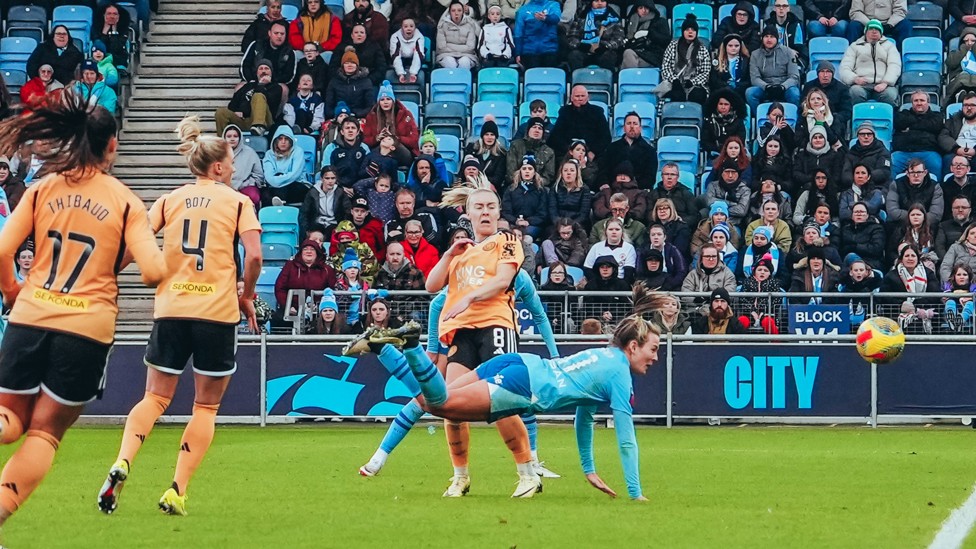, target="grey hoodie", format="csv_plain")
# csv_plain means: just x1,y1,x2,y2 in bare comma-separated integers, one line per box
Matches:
224,124,264,191
749,43,800,89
